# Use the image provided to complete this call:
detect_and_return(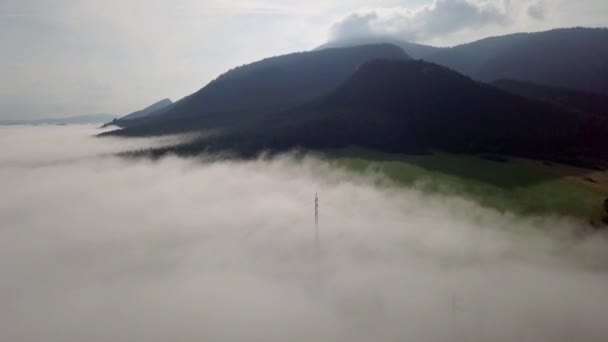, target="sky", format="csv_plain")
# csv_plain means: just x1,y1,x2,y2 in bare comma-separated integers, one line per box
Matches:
2,124,608,341
1,0,607,120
